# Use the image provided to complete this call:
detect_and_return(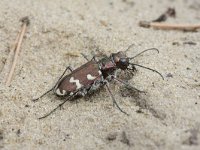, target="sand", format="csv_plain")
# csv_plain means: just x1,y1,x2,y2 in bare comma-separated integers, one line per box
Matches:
0,0,200,149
